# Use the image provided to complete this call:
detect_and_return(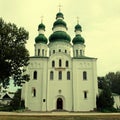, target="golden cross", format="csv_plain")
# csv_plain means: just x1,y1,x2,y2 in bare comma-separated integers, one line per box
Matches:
41,16,44,23
77,16,79,24
58,4,62,12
